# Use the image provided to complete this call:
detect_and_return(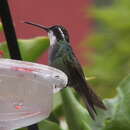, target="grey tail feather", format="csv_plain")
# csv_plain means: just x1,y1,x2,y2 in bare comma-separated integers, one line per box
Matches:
88,86,107,110
83,84,107,120
75,80,107,120
83,96,97,120
75,81,98,120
